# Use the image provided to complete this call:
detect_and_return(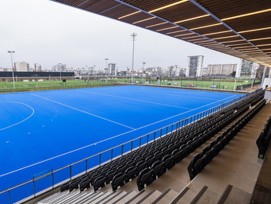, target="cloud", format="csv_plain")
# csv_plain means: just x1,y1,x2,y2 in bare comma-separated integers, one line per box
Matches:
0,0,240,70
